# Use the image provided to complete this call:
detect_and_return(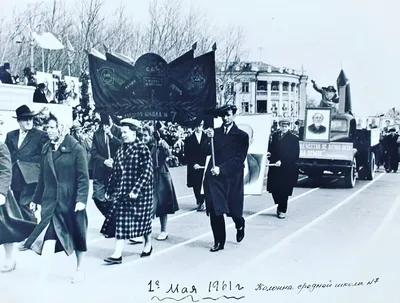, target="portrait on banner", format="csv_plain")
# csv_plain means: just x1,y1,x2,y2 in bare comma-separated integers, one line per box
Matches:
304,108,331,142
